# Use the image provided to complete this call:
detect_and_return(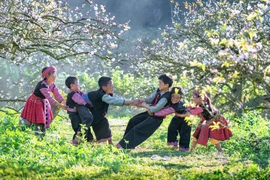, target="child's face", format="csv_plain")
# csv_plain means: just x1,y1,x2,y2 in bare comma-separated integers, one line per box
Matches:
193,95,202,105
103,80,114,94
47,72,56,84
171,93,181,104
70,80,80,91
159,80,169,91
